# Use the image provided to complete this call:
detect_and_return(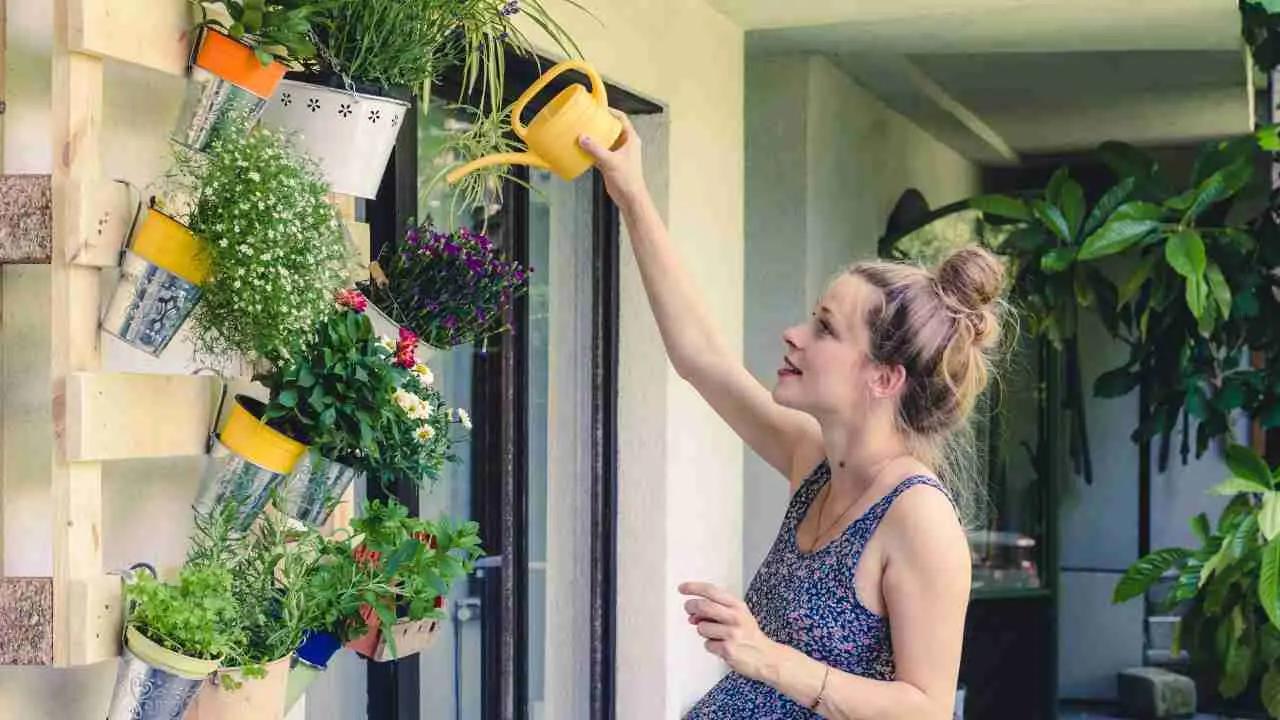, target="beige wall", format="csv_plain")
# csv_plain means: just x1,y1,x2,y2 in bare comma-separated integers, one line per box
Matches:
742,54,979,578
2,0,744,718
